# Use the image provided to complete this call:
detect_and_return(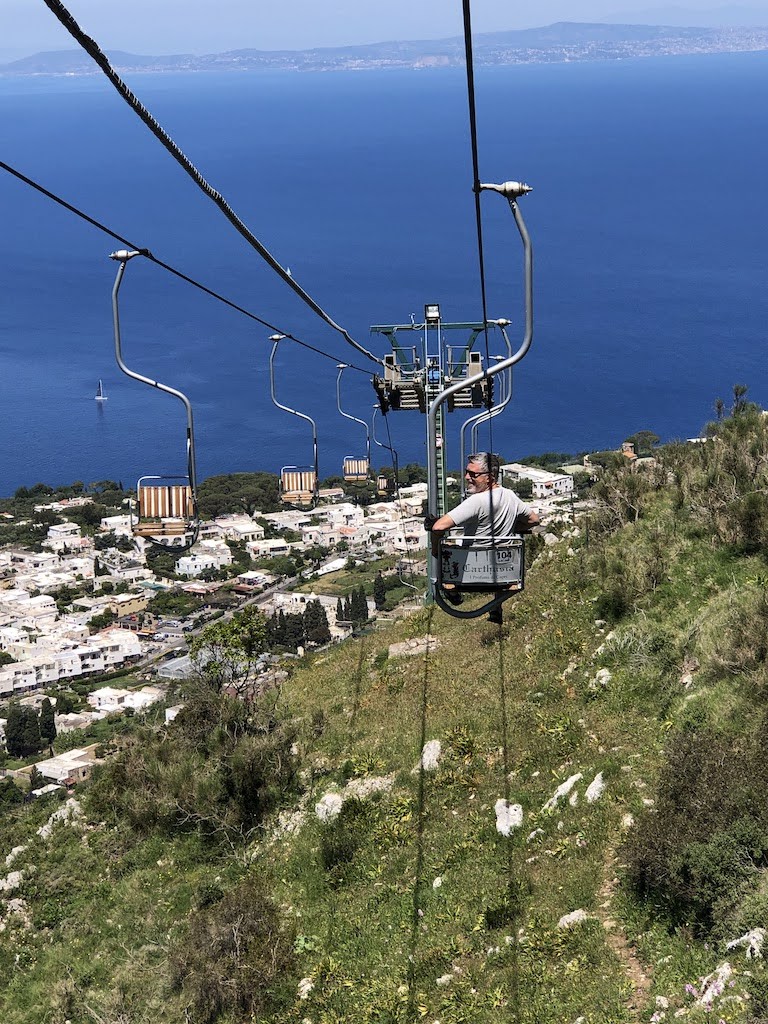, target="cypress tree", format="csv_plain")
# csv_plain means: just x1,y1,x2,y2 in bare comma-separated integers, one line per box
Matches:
373,572,386,610
5,706,42,758
284,612,305,651
356,586,369,623
304,600,331,646
336,596,344,622
39,697,57,744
